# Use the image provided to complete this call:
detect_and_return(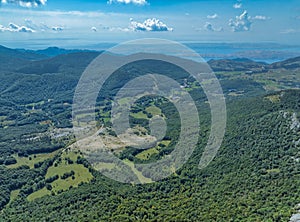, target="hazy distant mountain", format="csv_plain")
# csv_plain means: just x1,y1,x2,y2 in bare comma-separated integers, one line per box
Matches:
1,44,300,74
34,47,98,57
186,43,300,62
208,56,300,72
208,58,267,72
0,45,101,73
16,52,101,75
202,50,300,62
0,46,45,72
0,45,47,61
